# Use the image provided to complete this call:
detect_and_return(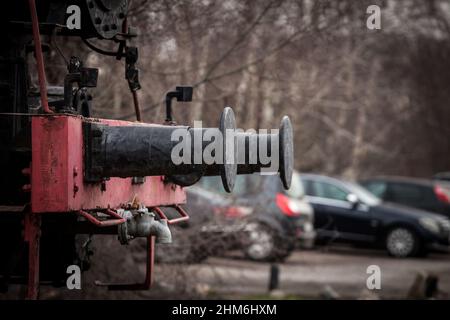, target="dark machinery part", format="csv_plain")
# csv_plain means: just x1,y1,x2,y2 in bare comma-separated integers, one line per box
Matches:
125,47,141,91
234,116,294,189
63,57,98,113
83,105,293,191
84,0,129,39
167,106,236,191
125,47,142,121
165,86,194,123
3,1,129,39
84,107,238,192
